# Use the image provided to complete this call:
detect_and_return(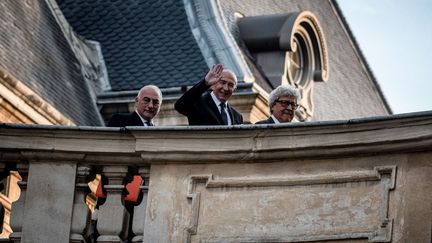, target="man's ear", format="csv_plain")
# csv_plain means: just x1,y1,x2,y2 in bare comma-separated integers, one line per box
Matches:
134,96,139,102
